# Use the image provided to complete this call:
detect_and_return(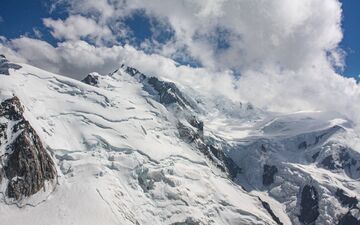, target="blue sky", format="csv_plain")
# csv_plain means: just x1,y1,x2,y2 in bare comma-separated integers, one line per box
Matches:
0,0,61,43
0,0,359,79
340,0,360,78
